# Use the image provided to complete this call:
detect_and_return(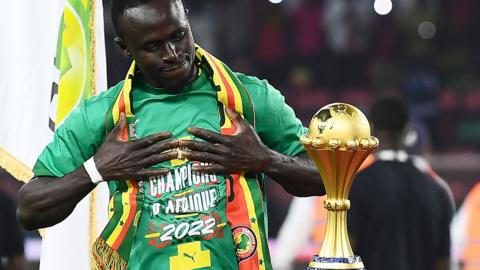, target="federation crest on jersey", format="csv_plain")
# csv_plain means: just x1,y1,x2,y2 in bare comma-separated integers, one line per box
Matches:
232,225,257,261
